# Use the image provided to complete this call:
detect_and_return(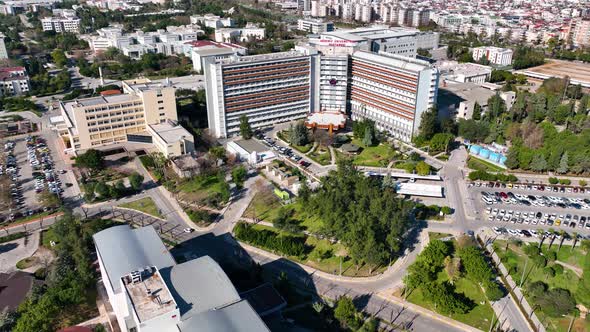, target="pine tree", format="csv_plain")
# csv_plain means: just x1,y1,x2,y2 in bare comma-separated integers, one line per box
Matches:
530,154,547,172
472,102,481,120
557,152,569,174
